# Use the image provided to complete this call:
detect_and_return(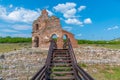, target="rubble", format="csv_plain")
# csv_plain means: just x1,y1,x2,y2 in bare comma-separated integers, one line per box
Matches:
74,46,120,65
0,48,47,80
